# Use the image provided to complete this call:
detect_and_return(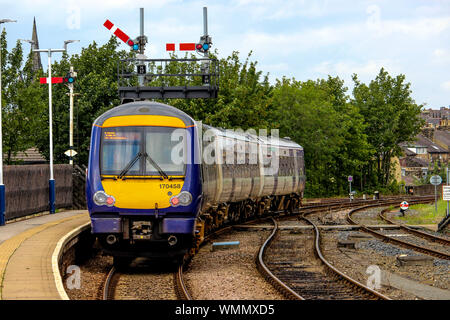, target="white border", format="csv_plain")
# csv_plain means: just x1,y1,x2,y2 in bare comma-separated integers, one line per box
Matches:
52,222,91,300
